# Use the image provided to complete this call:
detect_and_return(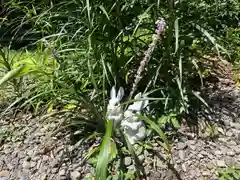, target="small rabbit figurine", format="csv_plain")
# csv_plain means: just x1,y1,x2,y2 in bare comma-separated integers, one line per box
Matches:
107,86,124,126
121,93,149,144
